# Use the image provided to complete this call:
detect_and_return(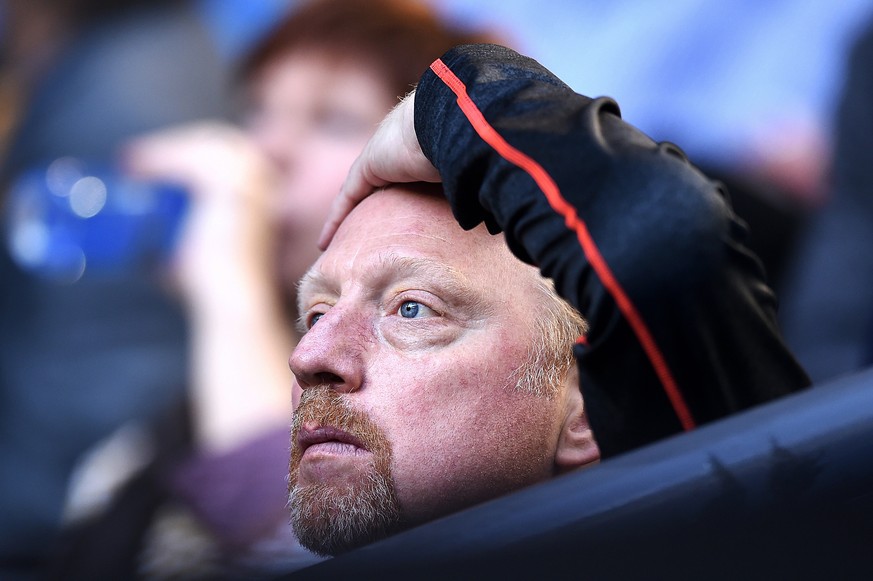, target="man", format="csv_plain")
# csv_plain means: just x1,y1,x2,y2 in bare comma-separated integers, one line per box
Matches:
289,184,600,556
39,2,496,577
291,43,810,556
